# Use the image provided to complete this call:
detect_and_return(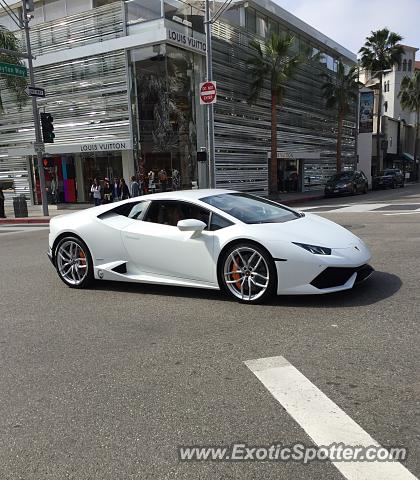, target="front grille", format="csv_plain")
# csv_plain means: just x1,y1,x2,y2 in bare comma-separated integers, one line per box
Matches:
311,264,373,289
